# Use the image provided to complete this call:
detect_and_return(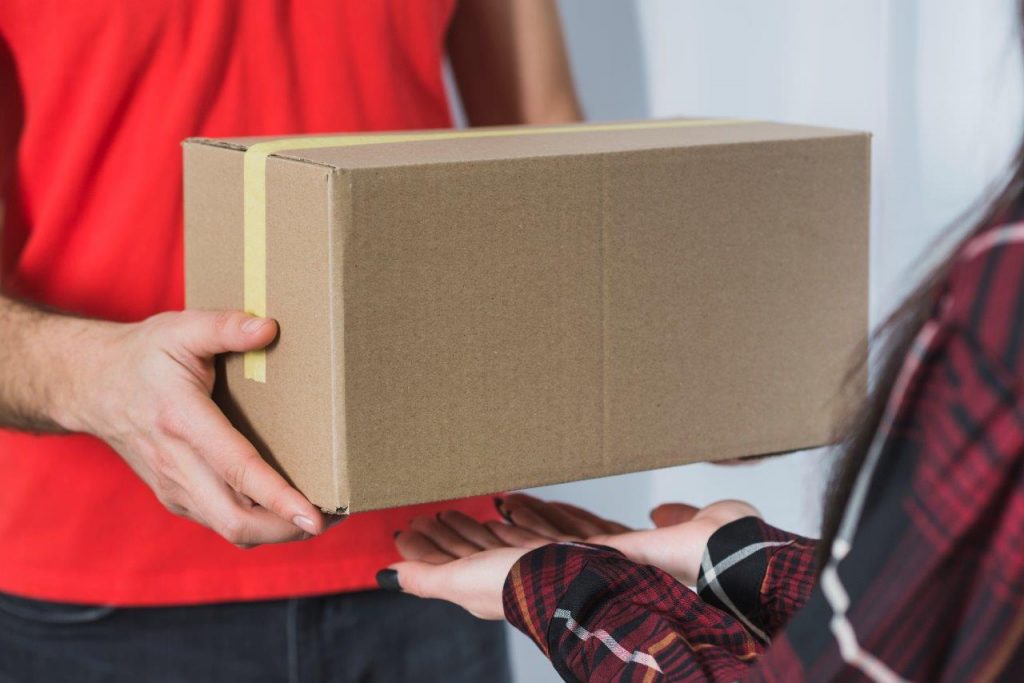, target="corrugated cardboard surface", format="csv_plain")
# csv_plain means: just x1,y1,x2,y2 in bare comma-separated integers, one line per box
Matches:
184,120,869,513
